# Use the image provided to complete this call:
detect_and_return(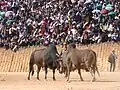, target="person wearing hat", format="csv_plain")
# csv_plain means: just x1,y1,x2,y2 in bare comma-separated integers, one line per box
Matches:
108,50,117,72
